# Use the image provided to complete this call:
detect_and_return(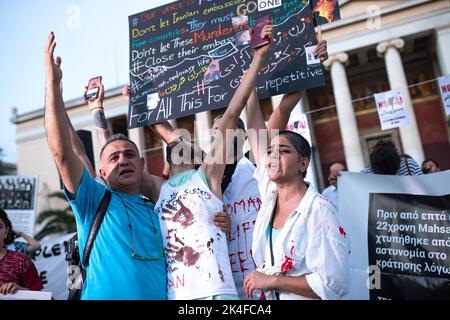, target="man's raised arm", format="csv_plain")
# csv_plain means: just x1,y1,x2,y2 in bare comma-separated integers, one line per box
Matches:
44,32,83,194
